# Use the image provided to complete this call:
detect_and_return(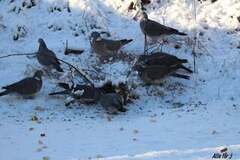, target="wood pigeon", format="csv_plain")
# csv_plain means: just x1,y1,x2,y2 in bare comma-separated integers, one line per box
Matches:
139,12,187,53
99,92,127,114
37,38,63,72
90,32,133,59
135,52,193,73
135,65,190,85
0,70,43,97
